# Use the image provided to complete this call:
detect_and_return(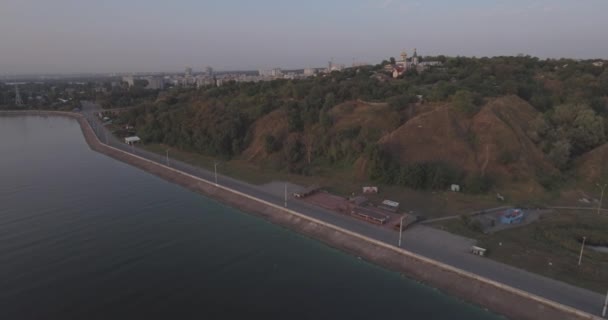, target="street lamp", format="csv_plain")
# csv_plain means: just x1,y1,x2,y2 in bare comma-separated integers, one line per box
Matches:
214,161,219,186
284,171,290,208
578,236,586,266
602,289,608,317
399,215,406,247
597,183,607,215
284,183,288,208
